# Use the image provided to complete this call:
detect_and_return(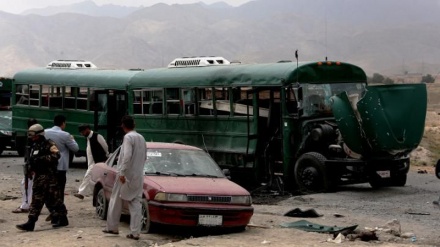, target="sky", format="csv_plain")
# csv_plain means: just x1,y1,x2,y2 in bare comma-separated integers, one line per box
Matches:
0,0,253,14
